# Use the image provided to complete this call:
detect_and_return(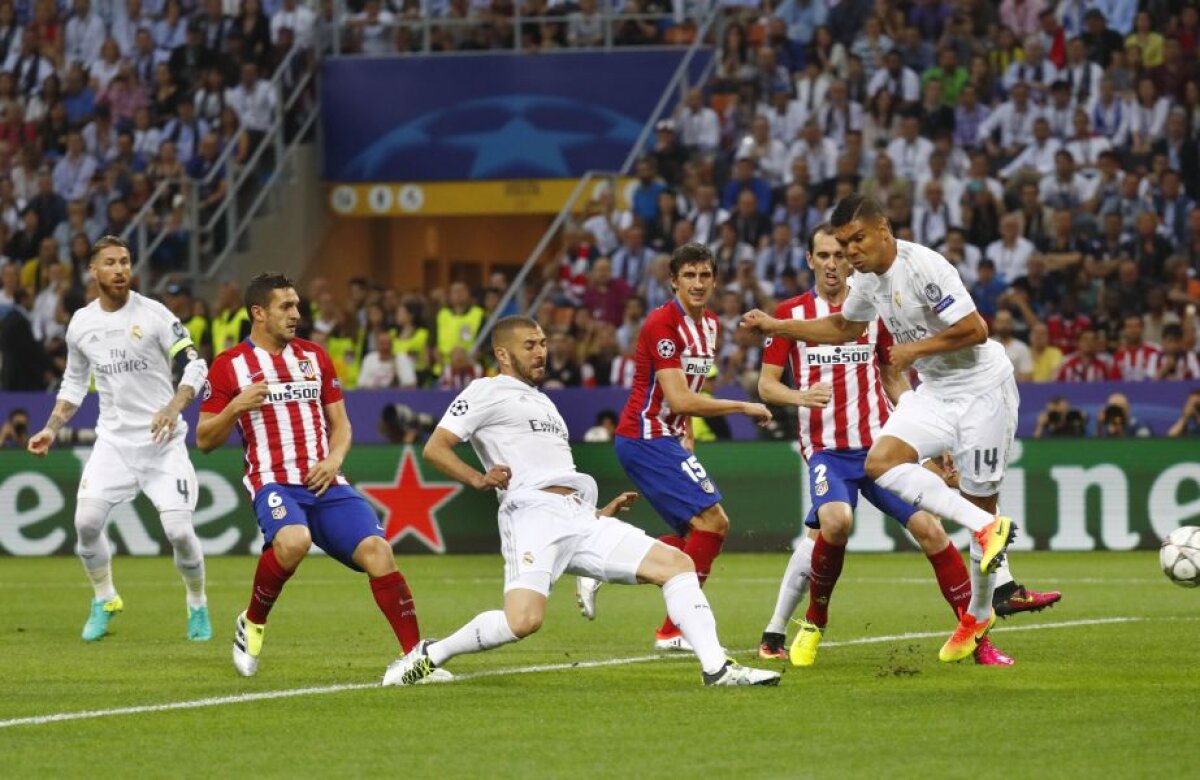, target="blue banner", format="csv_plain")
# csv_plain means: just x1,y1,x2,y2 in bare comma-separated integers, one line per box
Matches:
320,50,709,182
